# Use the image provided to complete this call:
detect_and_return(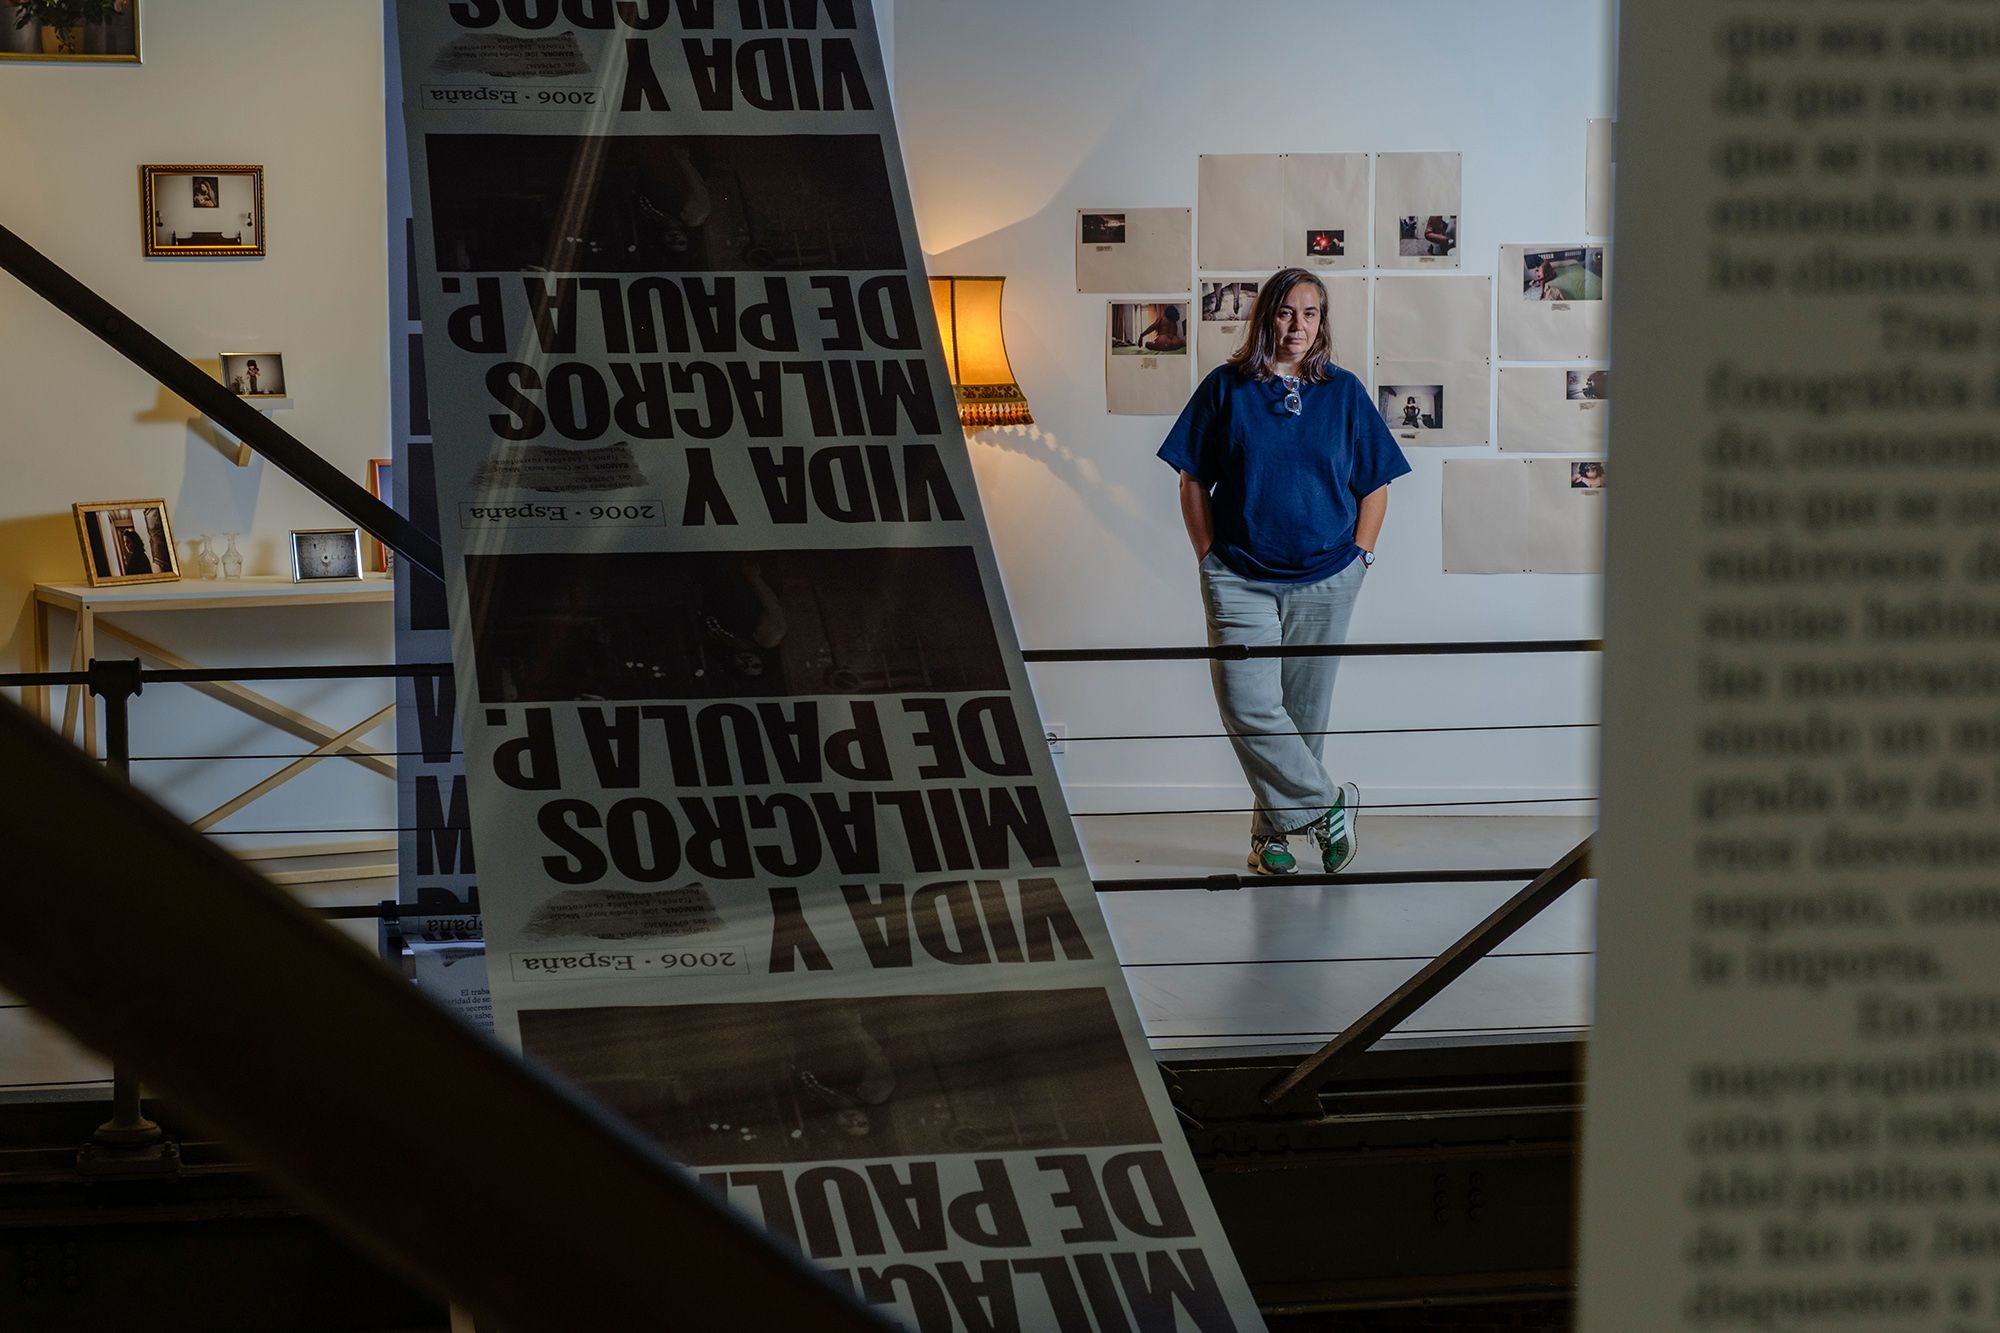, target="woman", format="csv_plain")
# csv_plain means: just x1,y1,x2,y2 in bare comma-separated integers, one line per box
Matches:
1158,269,1410,875
1138,303,1185,353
